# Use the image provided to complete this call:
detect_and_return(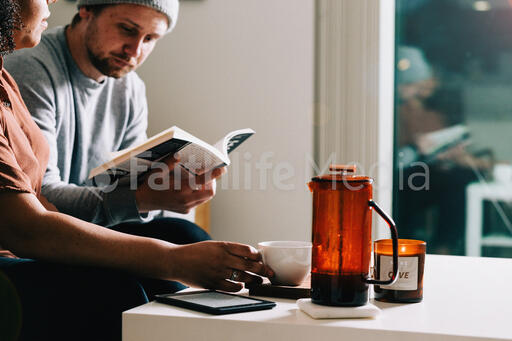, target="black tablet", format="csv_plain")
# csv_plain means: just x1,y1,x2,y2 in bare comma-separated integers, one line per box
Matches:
155,290,276,315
